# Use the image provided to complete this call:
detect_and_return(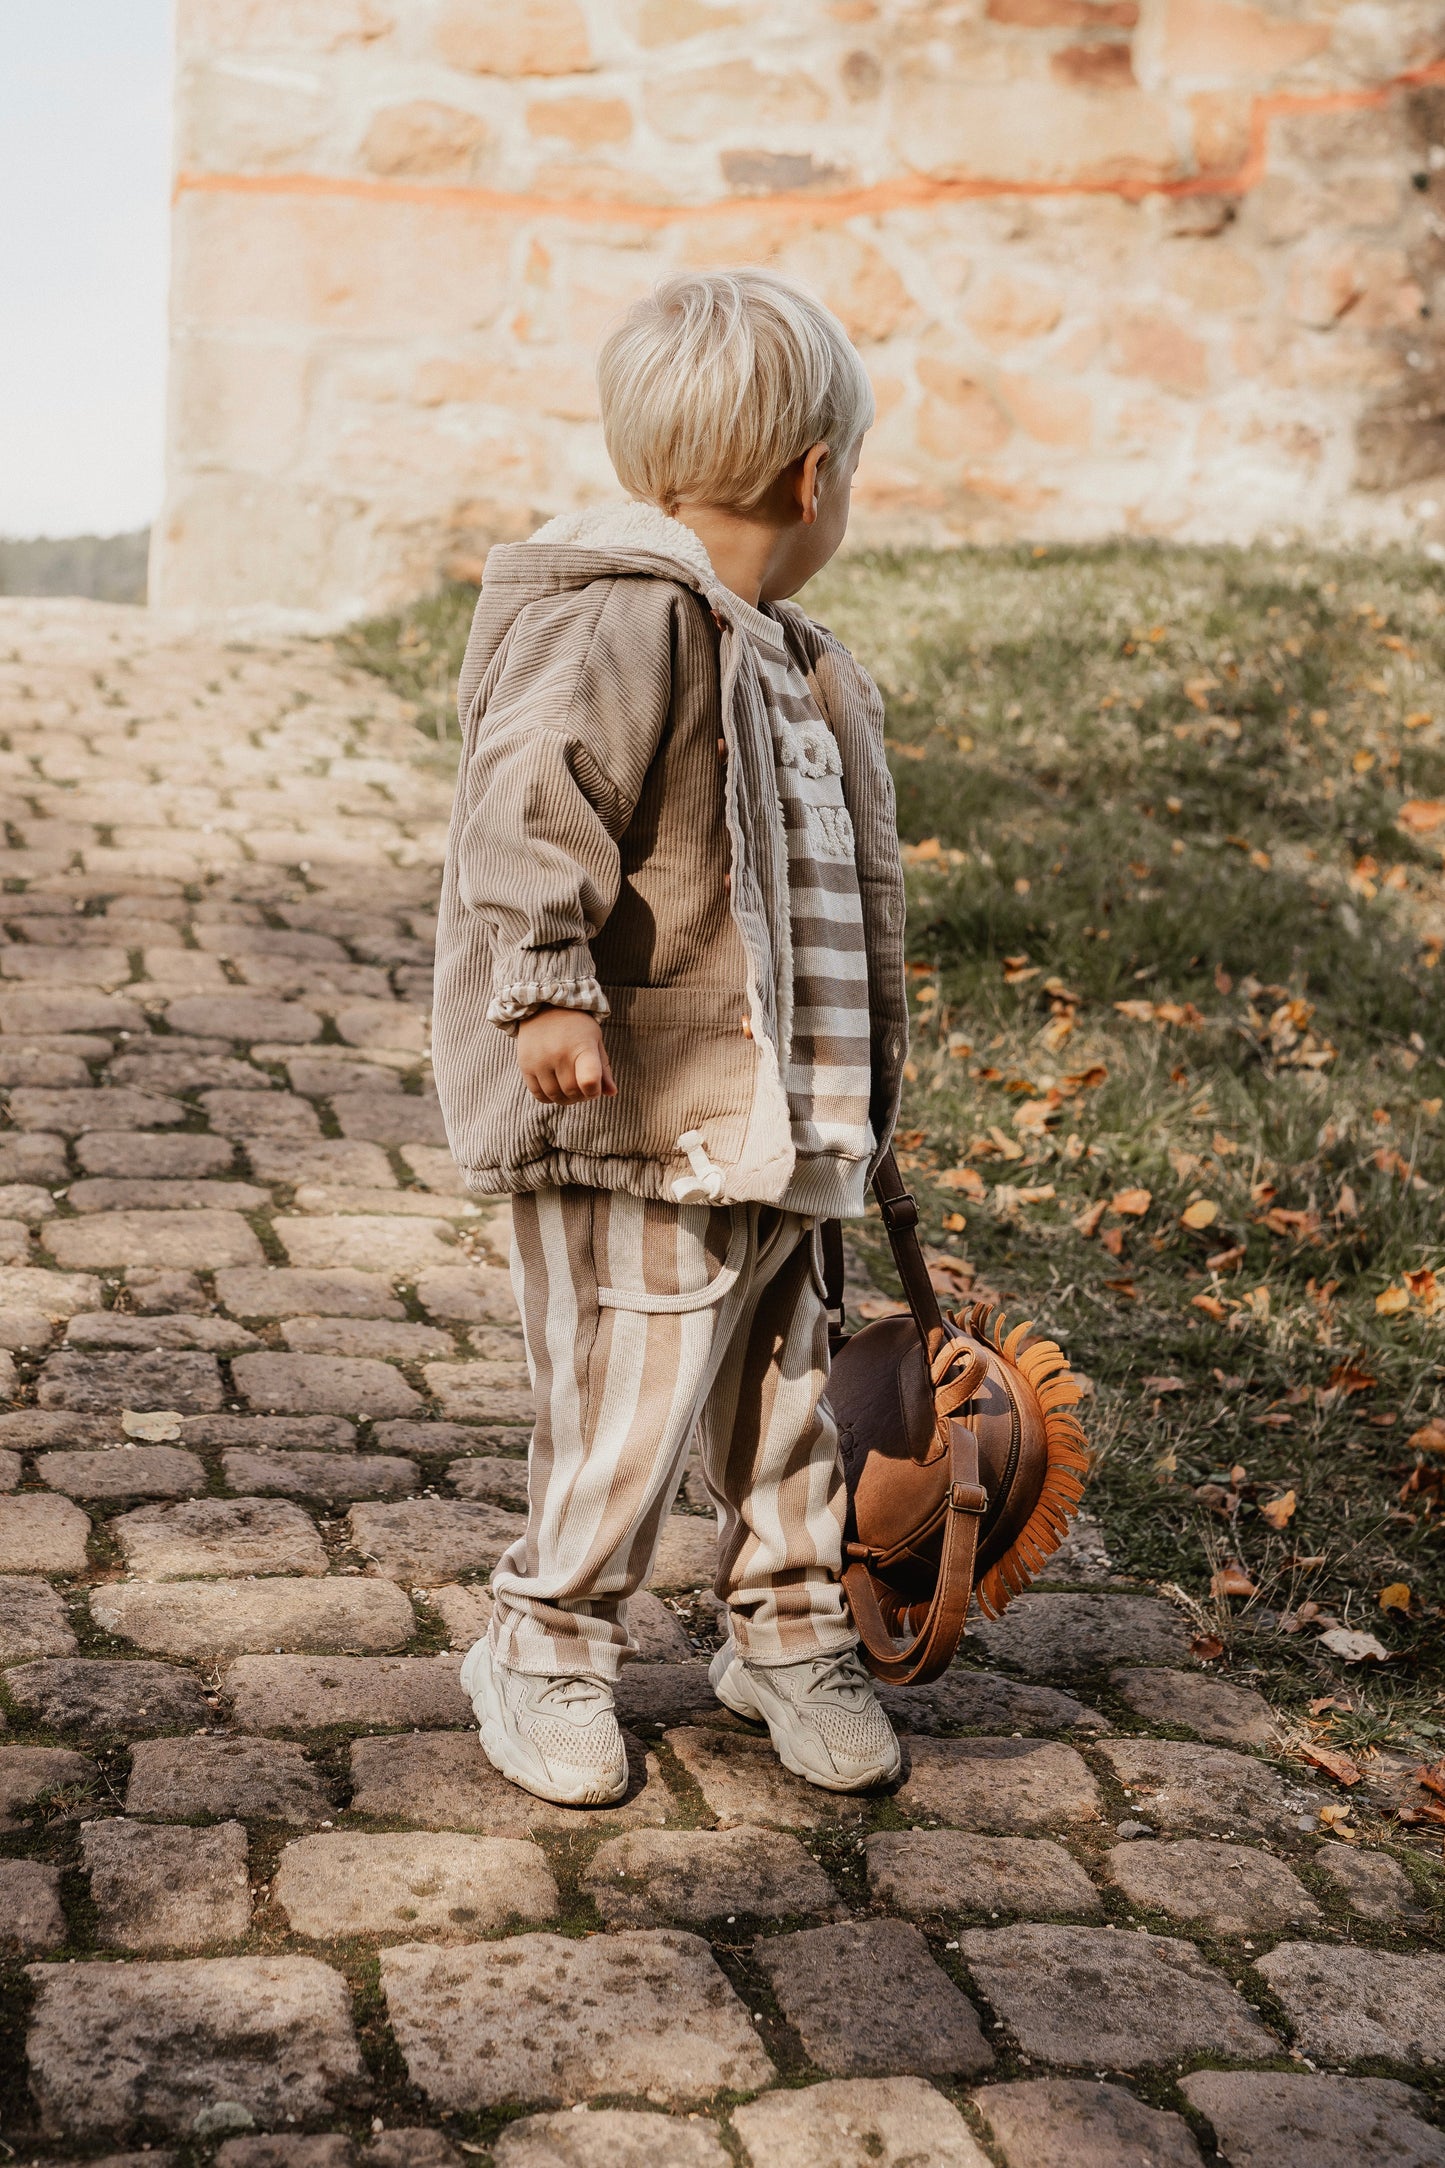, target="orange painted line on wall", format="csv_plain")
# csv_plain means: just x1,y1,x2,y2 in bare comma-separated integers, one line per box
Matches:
174,58,1445,225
